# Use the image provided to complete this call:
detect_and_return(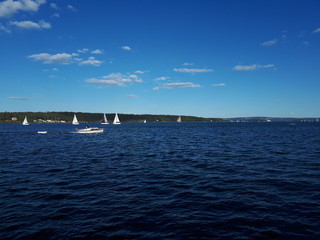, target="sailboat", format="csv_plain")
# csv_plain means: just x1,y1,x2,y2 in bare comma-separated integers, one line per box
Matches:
22,116,29,125
177,116,182,123
143,119,147,123
101,113,109,124
72,114,79,125
113,113,121,124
